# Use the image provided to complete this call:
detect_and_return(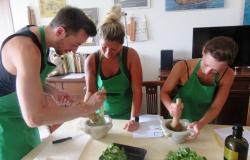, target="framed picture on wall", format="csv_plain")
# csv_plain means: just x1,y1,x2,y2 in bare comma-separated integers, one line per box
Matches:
81,8,99,46
114,0,150,9
165,0,224,11
40,0,66,18
243,0,250,25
